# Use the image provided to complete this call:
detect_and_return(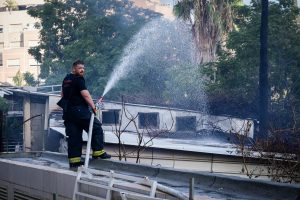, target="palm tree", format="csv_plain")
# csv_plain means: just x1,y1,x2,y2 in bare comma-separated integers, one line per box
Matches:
12,70,23,86
4,0,19,13
174,0,236,64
